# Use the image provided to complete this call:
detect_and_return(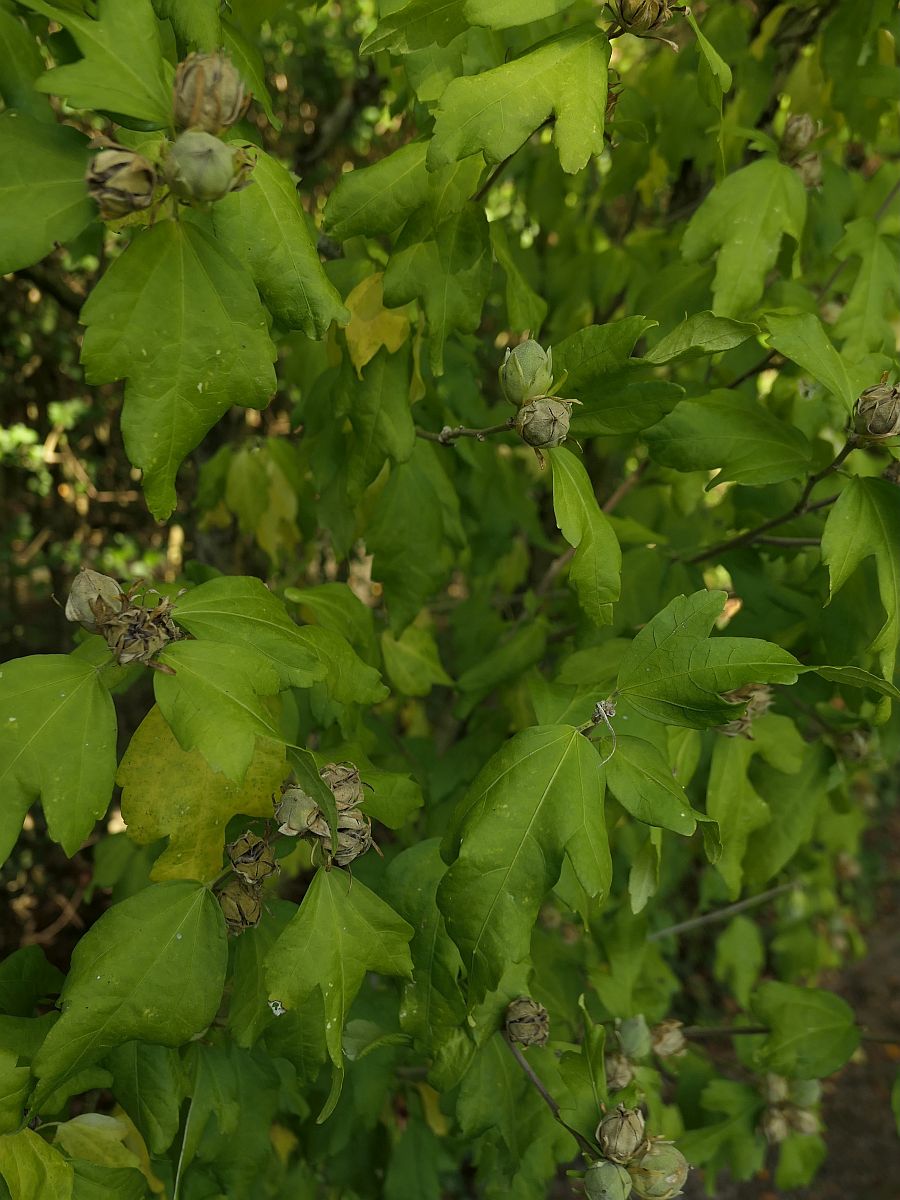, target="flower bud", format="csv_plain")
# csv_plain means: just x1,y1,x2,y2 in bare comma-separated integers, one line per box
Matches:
500,340,554,406
273,786,329,839
650,1019,686,1060
785,1105,819,1135
854,382,900,440
615,0,672,33
584,1160,634,1200
226,831,280,884
65,568,124,633
605,1051,634,1091
86,149,157,220
718,684,773,738
217,877,262,934
164,131,254,205
627,1141,689,1200
505,996,550,1047
781,113,818,160
618,1016,651,1061
331,807,374,867
515,397,574,449
320,761,364,810
761,1106,790,1145
597,1106,647,1165
173,52,248,135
